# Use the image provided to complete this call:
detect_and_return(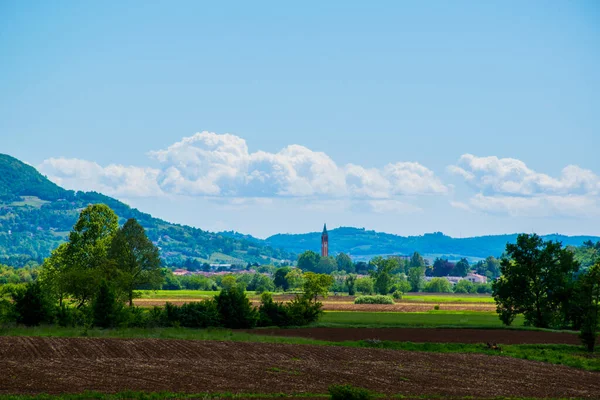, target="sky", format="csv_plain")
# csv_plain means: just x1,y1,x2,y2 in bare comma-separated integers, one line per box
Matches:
1,1,599,238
